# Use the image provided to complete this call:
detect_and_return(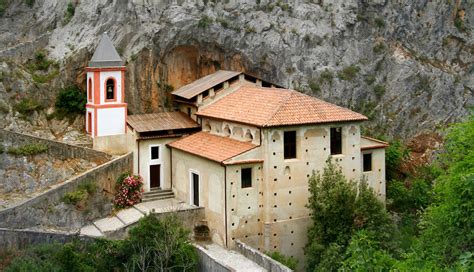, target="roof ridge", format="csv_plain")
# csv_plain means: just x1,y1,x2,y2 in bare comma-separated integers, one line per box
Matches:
263,89,294,127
